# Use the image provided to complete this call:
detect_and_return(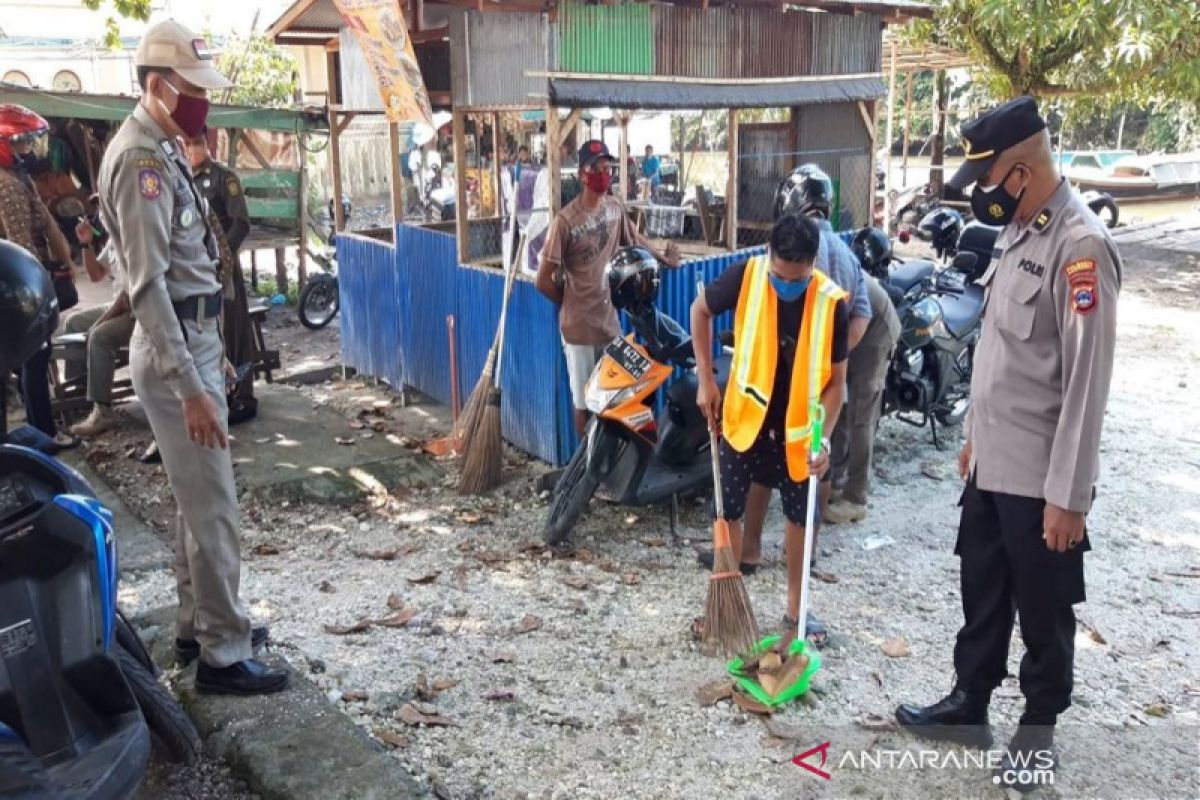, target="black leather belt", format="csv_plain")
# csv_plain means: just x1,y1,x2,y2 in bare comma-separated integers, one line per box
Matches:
172,291,223,323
